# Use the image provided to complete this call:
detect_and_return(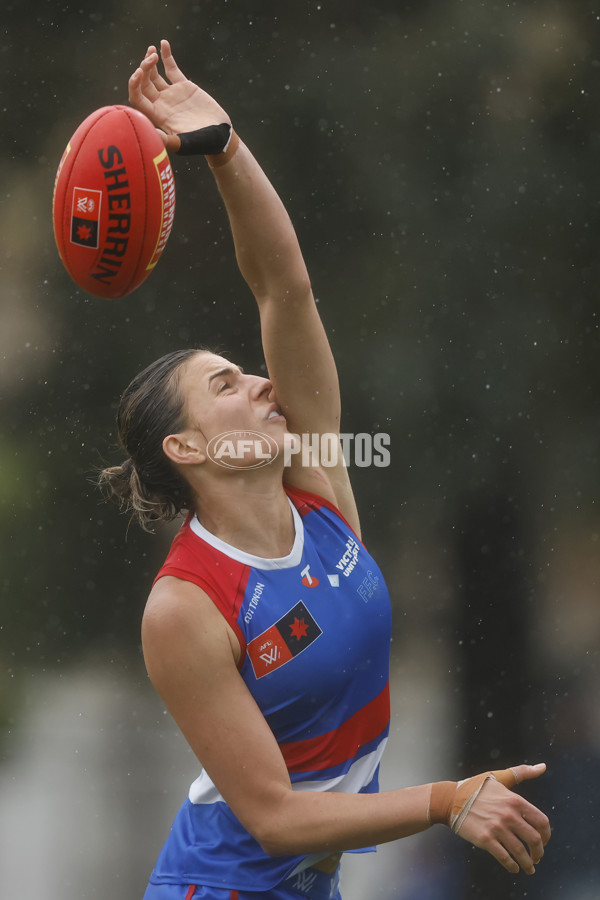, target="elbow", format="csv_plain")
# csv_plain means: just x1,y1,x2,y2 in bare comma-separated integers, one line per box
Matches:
259,840,284,858
251,809,302,857
254,824,295,858
244,789,309,857
254,276,314,310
